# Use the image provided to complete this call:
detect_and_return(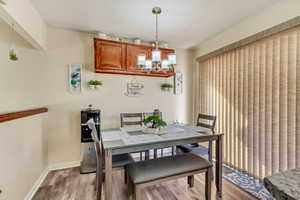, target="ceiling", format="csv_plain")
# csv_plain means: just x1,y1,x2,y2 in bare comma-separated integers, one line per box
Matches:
31,0,280,48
